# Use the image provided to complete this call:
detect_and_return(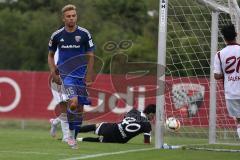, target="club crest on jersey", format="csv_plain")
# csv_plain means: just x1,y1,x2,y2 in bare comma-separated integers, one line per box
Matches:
171,83,205,117
75,36,81,42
